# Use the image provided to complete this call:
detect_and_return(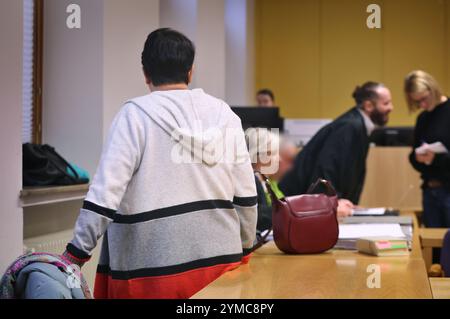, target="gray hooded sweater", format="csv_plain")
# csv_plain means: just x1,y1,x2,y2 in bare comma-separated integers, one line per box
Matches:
66,88,257,298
